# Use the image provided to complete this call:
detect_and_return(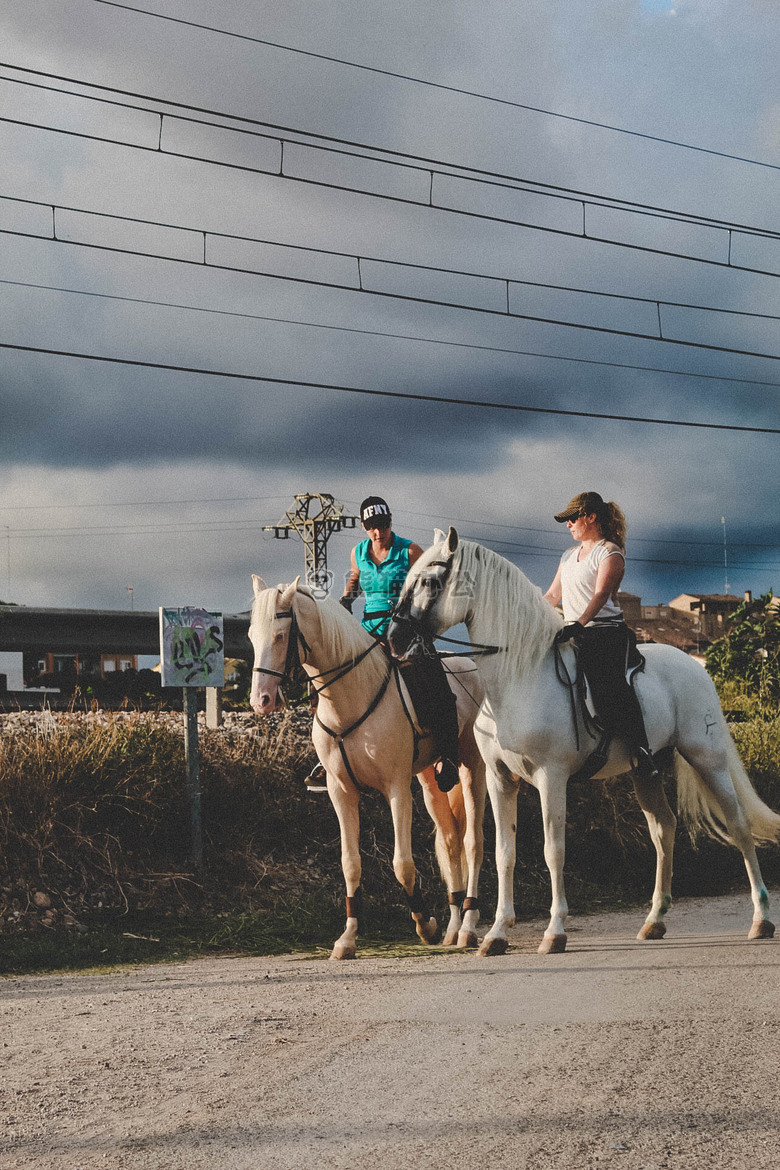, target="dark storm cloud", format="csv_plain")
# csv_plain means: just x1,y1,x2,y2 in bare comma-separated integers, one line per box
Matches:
1,0,779,613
